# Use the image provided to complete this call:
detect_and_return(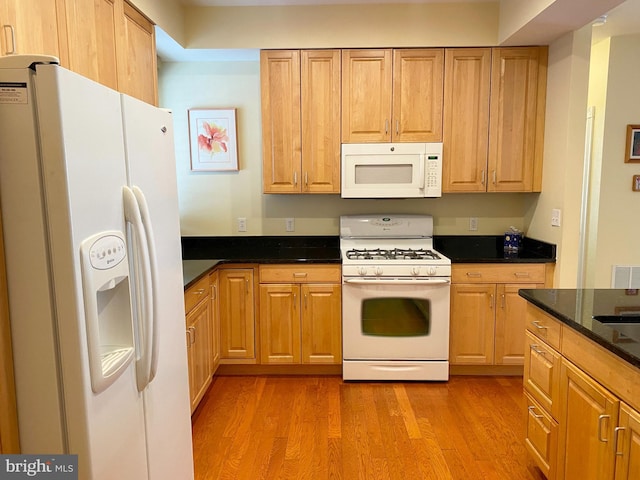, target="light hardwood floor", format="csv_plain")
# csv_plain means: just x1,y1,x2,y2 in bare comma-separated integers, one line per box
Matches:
191,375,546,480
